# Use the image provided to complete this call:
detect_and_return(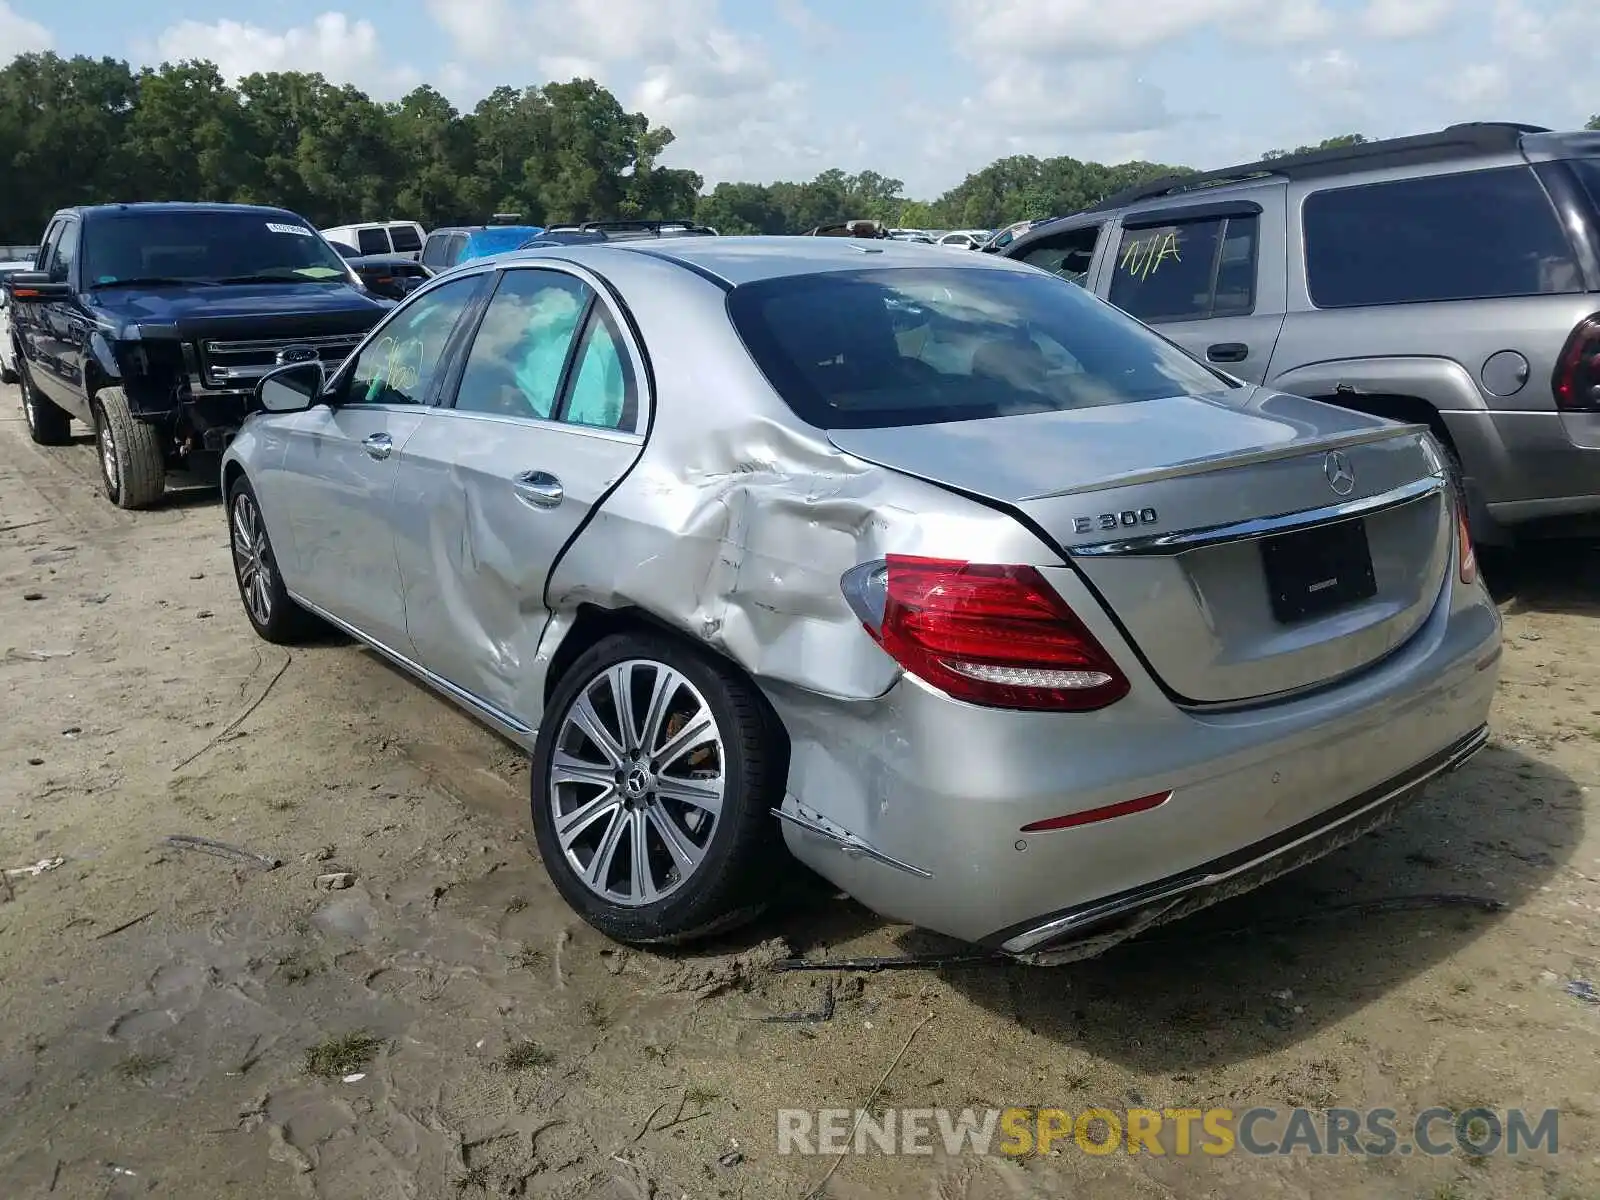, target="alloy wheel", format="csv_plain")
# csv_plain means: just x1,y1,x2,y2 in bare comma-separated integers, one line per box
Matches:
97,415,119,493
549,659,726,906
230,493,274,626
